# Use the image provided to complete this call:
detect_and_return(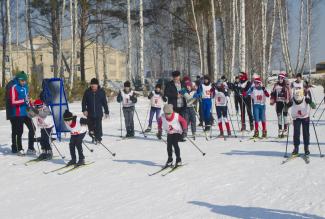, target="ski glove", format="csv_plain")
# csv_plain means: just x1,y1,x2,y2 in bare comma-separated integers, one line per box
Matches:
80,118,88,125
